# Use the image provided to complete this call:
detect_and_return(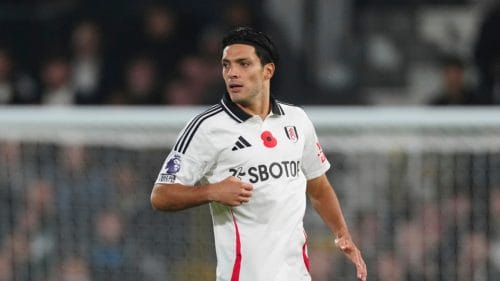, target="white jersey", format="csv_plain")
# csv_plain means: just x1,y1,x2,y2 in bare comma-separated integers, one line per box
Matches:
156,93,330,281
